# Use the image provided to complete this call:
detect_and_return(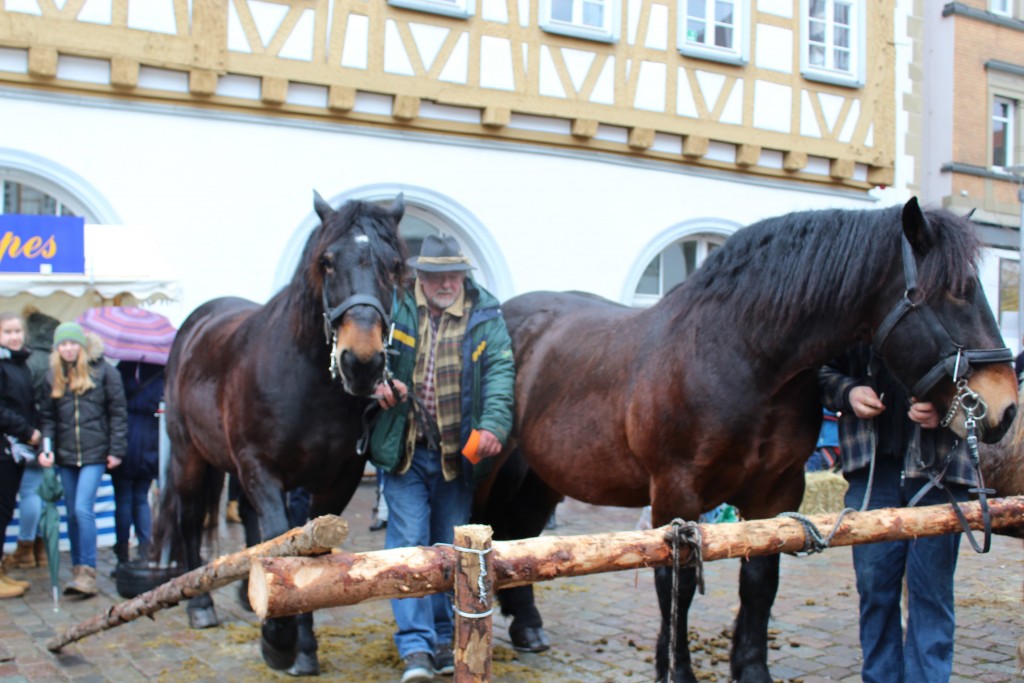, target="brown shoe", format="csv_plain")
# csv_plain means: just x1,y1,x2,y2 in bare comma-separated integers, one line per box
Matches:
0,566,30,590
3,540,36,569
64,565,98,597
33,537,47,569
225,500,242,524
0,575,25,599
